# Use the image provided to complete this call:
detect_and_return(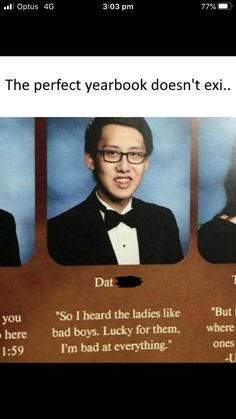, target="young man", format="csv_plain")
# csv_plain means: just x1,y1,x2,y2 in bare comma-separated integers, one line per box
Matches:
0,209,21,266
47,117,183,265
